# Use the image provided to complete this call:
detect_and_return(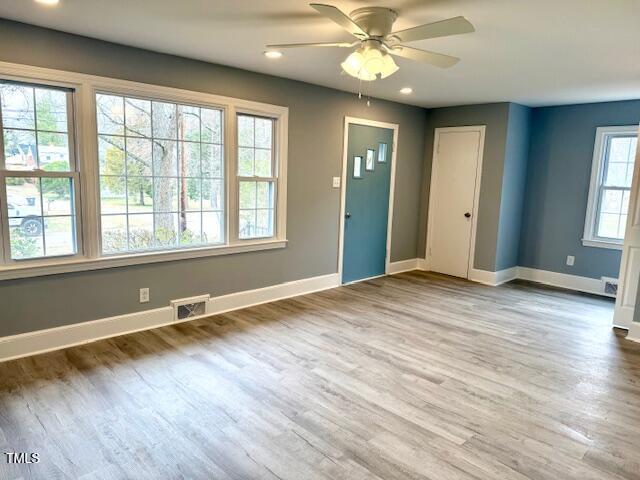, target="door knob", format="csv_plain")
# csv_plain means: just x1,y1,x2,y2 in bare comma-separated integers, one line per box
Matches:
345,212,351,219
464,212,471,218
